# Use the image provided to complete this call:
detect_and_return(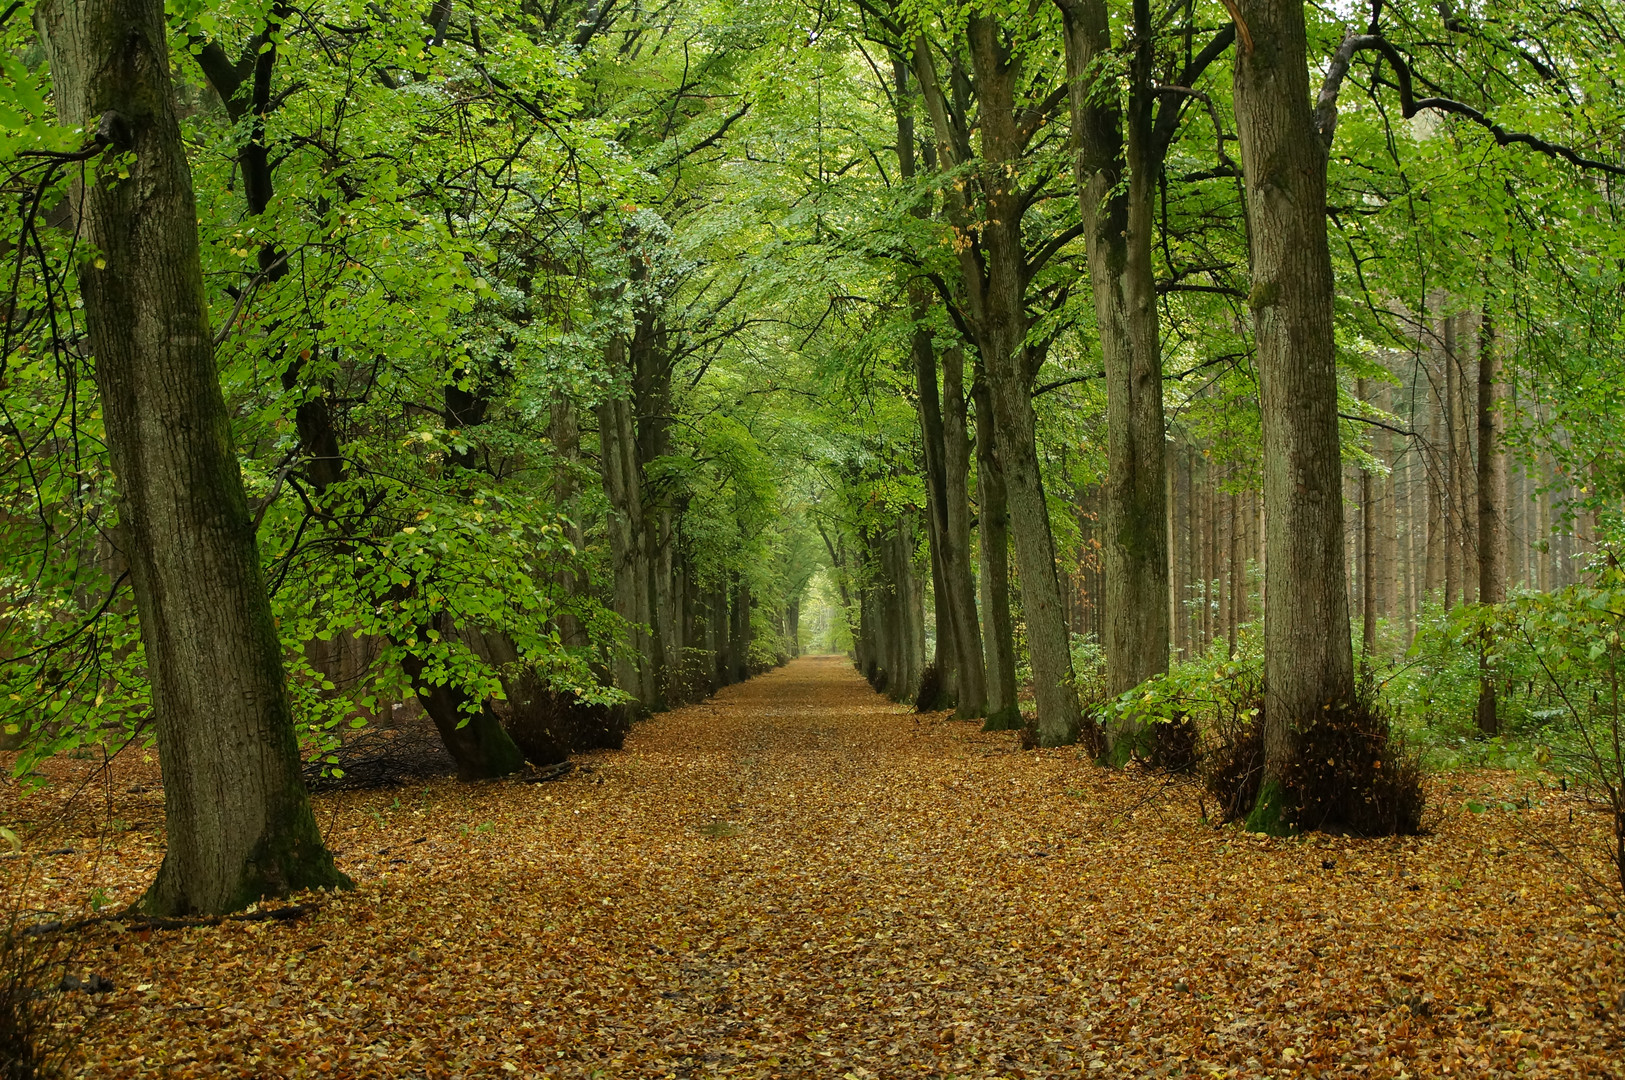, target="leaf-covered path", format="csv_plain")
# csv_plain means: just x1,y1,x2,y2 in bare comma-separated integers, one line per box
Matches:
28,656,1625,1076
